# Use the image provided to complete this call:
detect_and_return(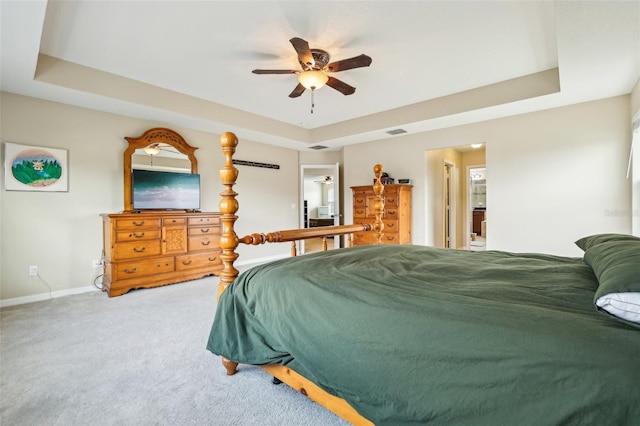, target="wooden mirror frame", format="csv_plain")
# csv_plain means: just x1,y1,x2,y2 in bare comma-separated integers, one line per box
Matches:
123,128,199,211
